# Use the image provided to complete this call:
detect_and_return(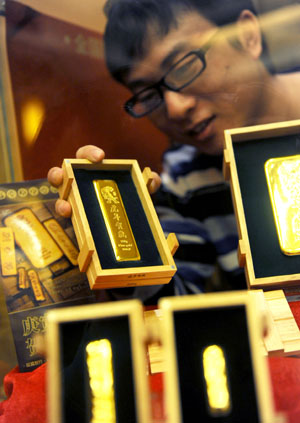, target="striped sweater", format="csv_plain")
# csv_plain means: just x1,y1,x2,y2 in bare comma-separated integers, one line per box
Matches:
106,143,246,305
